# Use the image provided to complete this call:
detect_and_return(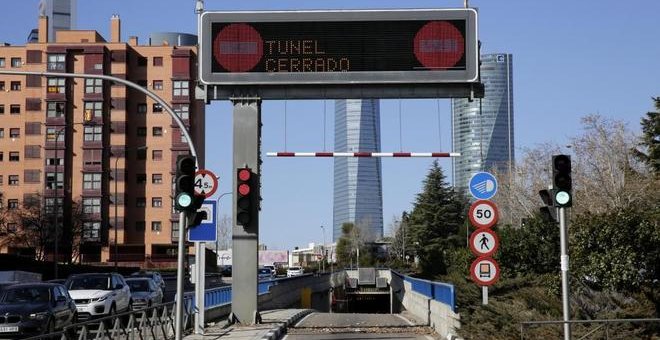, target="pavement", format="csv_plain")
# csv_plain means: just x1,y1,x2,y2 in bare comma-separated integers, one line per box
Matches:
183,309,313,340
